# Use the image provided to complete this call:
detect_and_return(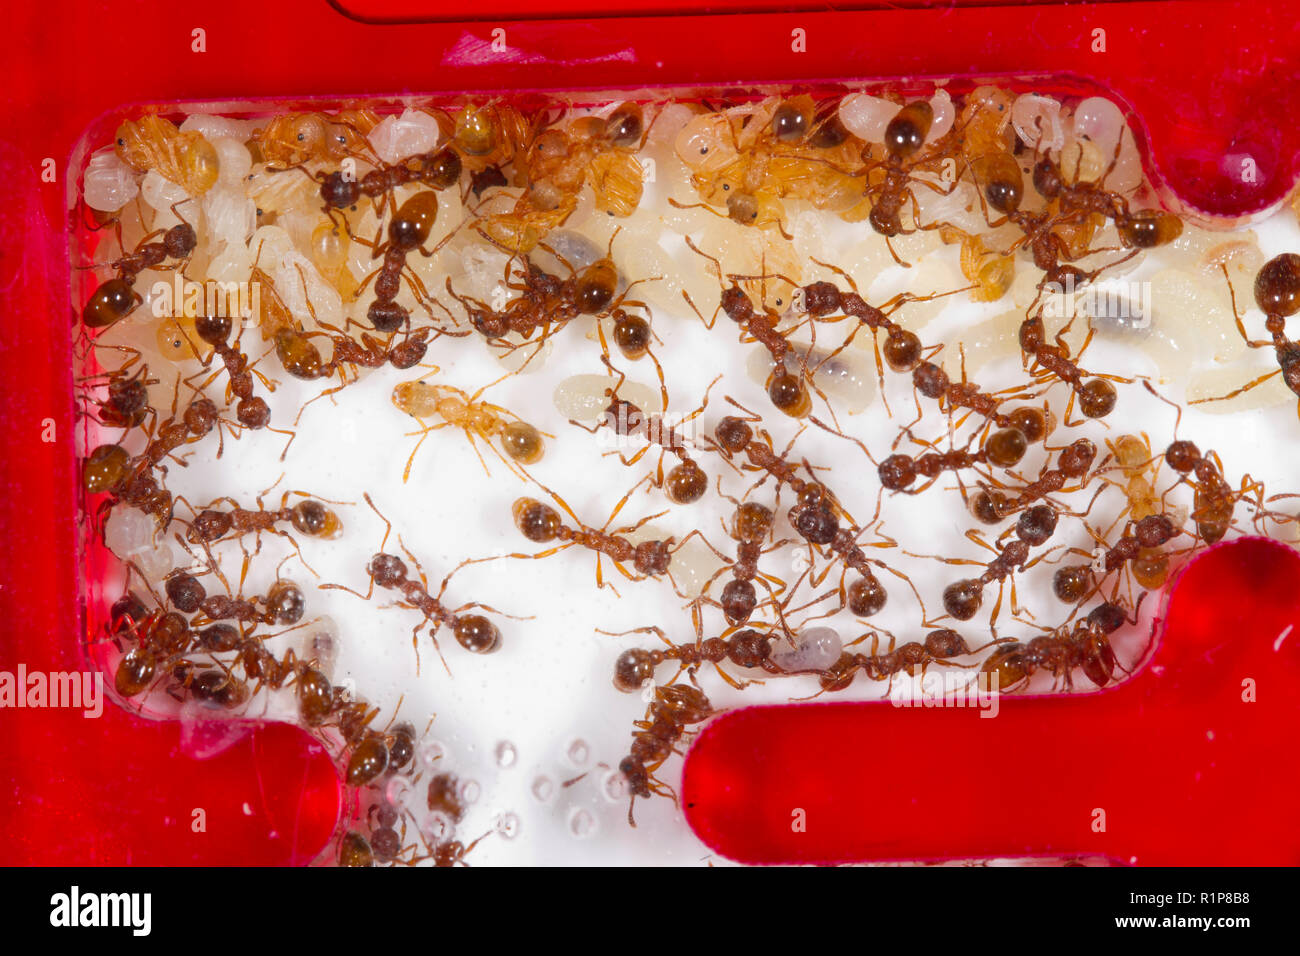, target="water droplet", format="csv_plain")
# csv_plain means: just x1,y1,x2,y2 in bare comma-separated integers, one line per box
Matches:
494,812,520,839
568,807,597,839
565,738,590,768
495,740,517,768
601,770,629,803
459,779,481,805
531,775,554,803
418,810,453,843
385,775,412,810
417,739,445,772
